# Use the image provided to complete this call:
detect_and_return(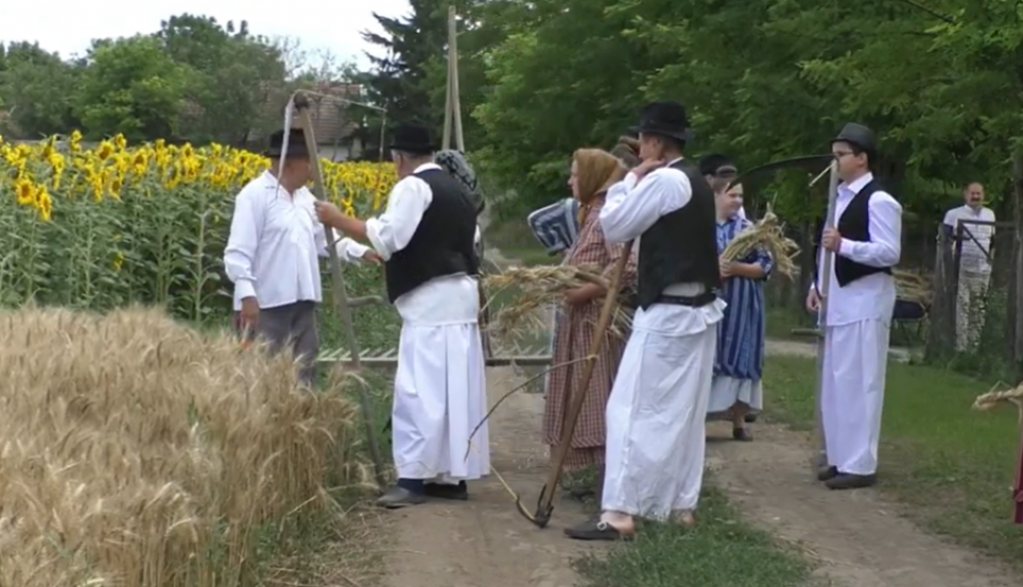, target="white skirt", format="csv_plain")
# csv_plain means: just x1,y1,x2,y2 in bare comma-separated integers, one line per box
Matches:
391,322,490,481
706,376,763,417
